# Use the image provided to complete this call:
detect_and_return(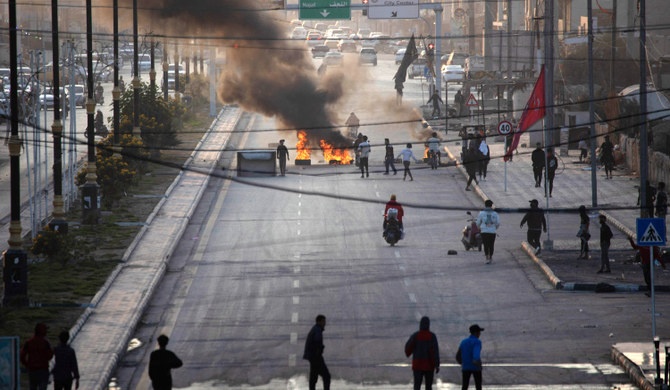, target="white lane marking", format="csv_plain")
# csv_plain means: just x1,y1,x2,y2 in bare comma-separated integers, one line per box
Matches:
415,311,422,321
297,229,301,236
398,265,406,272
292,313,299,323
293,280,300,288
290,332,298,344
298,201,301,207
298,193,302,198
293,296,300,304
294,266,301,273
375,191,380,198
402,278,409,287
298,210,301,216
394,250,401,258
408,293,417,303
289,354,296,367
